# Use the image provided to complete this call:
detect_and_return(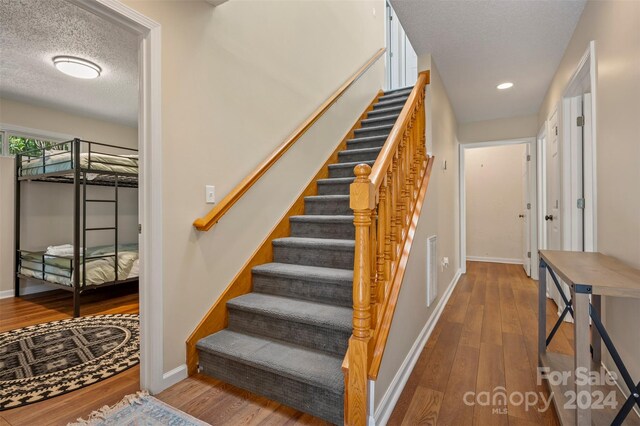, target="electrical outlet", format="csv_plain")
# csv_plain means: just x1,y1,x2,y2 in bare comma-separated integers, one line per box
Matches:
205,185,216,204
